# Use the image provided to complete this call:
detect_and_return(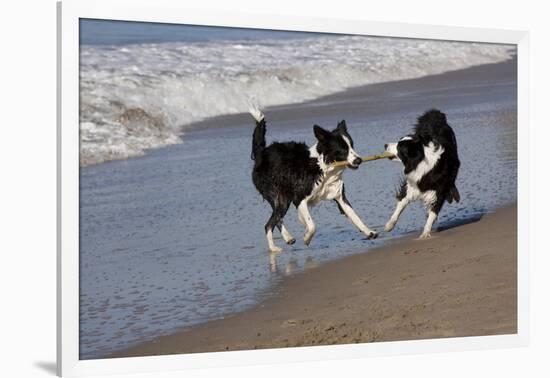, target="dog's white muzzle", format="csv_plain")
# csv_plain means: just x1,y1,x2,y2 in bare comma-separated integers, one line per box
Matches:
384,143,400,162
